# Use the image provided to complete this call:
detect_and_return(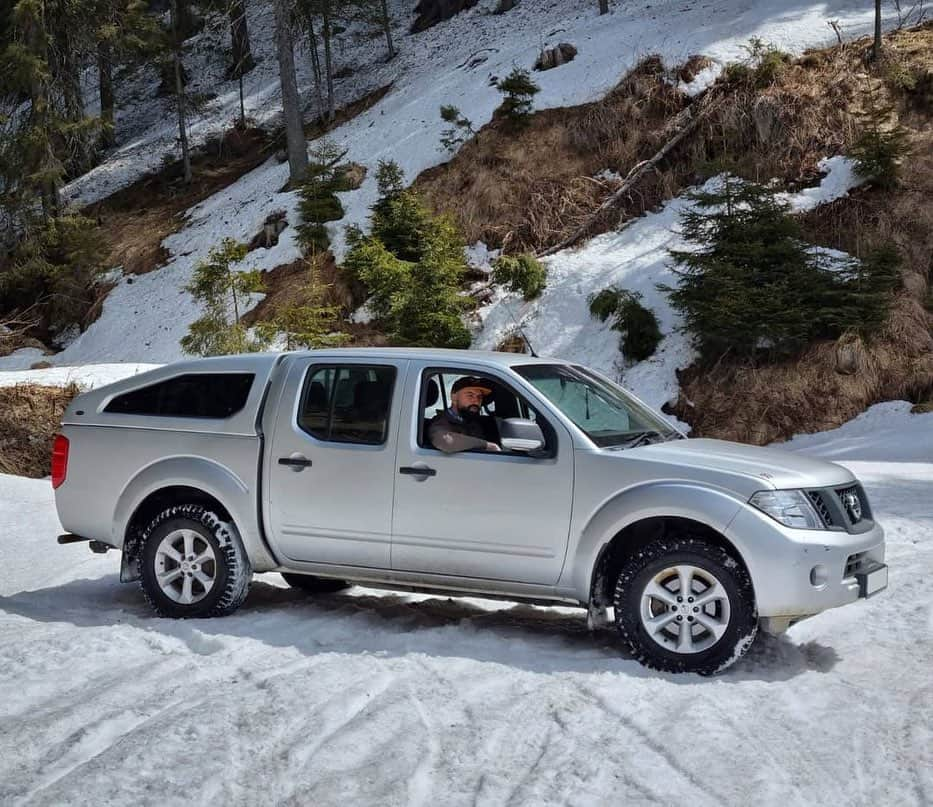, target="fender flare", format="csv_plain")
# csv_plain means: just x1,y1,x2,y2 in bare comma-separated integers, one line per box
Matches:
564,481,748,601
111,456,276,571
